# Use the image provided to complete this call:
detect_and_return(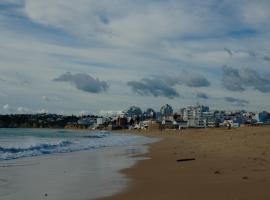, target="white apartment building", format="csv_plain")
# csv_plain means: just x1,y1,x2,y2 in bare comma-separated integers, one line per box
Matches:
181,104,214,128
